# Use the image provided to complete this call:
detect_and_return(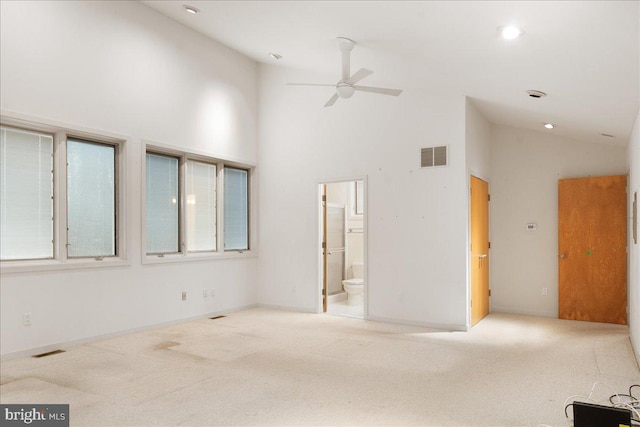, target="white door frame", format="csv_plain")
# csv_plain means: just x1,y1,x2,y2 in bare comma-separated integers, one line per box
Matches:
316,176,368,318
